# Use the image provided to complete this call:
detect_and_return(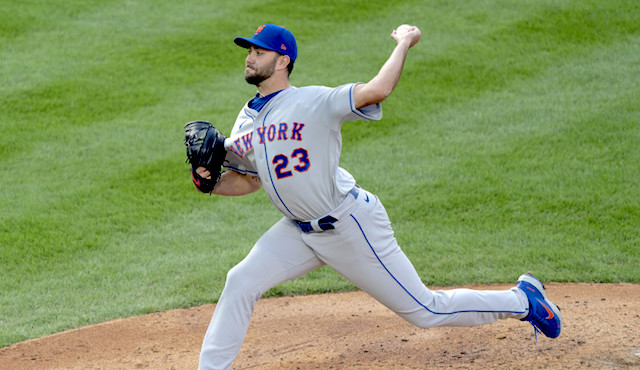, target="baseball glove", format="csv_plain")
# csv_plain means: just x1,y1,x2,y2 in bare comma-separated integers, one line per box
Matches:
184,120,227,193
